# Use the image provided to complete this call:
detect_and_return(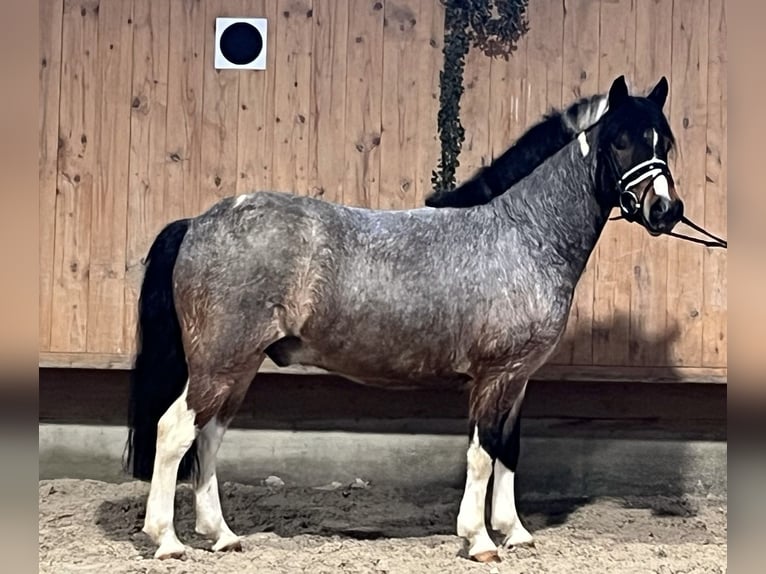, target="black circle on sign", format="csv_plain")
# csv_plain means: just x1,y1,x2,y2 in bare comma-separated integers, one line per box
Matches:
220,22,263,65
